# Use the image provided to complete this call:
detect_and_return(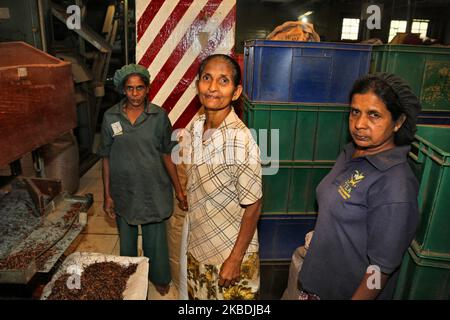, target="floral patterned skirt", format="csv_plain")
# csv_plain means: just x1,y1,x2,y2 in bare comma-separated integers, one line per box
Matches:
187,251,260,300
